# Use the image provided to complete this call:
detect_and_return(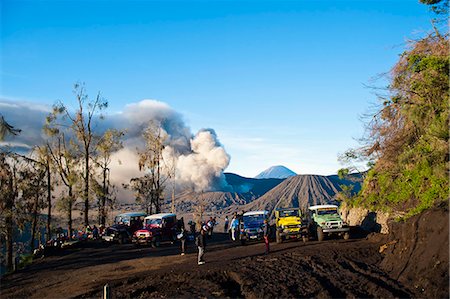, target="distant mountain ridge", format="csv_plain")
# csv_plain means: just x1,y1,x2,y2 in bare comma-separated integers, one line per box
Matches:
255,165,297,179
224,172,284,196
